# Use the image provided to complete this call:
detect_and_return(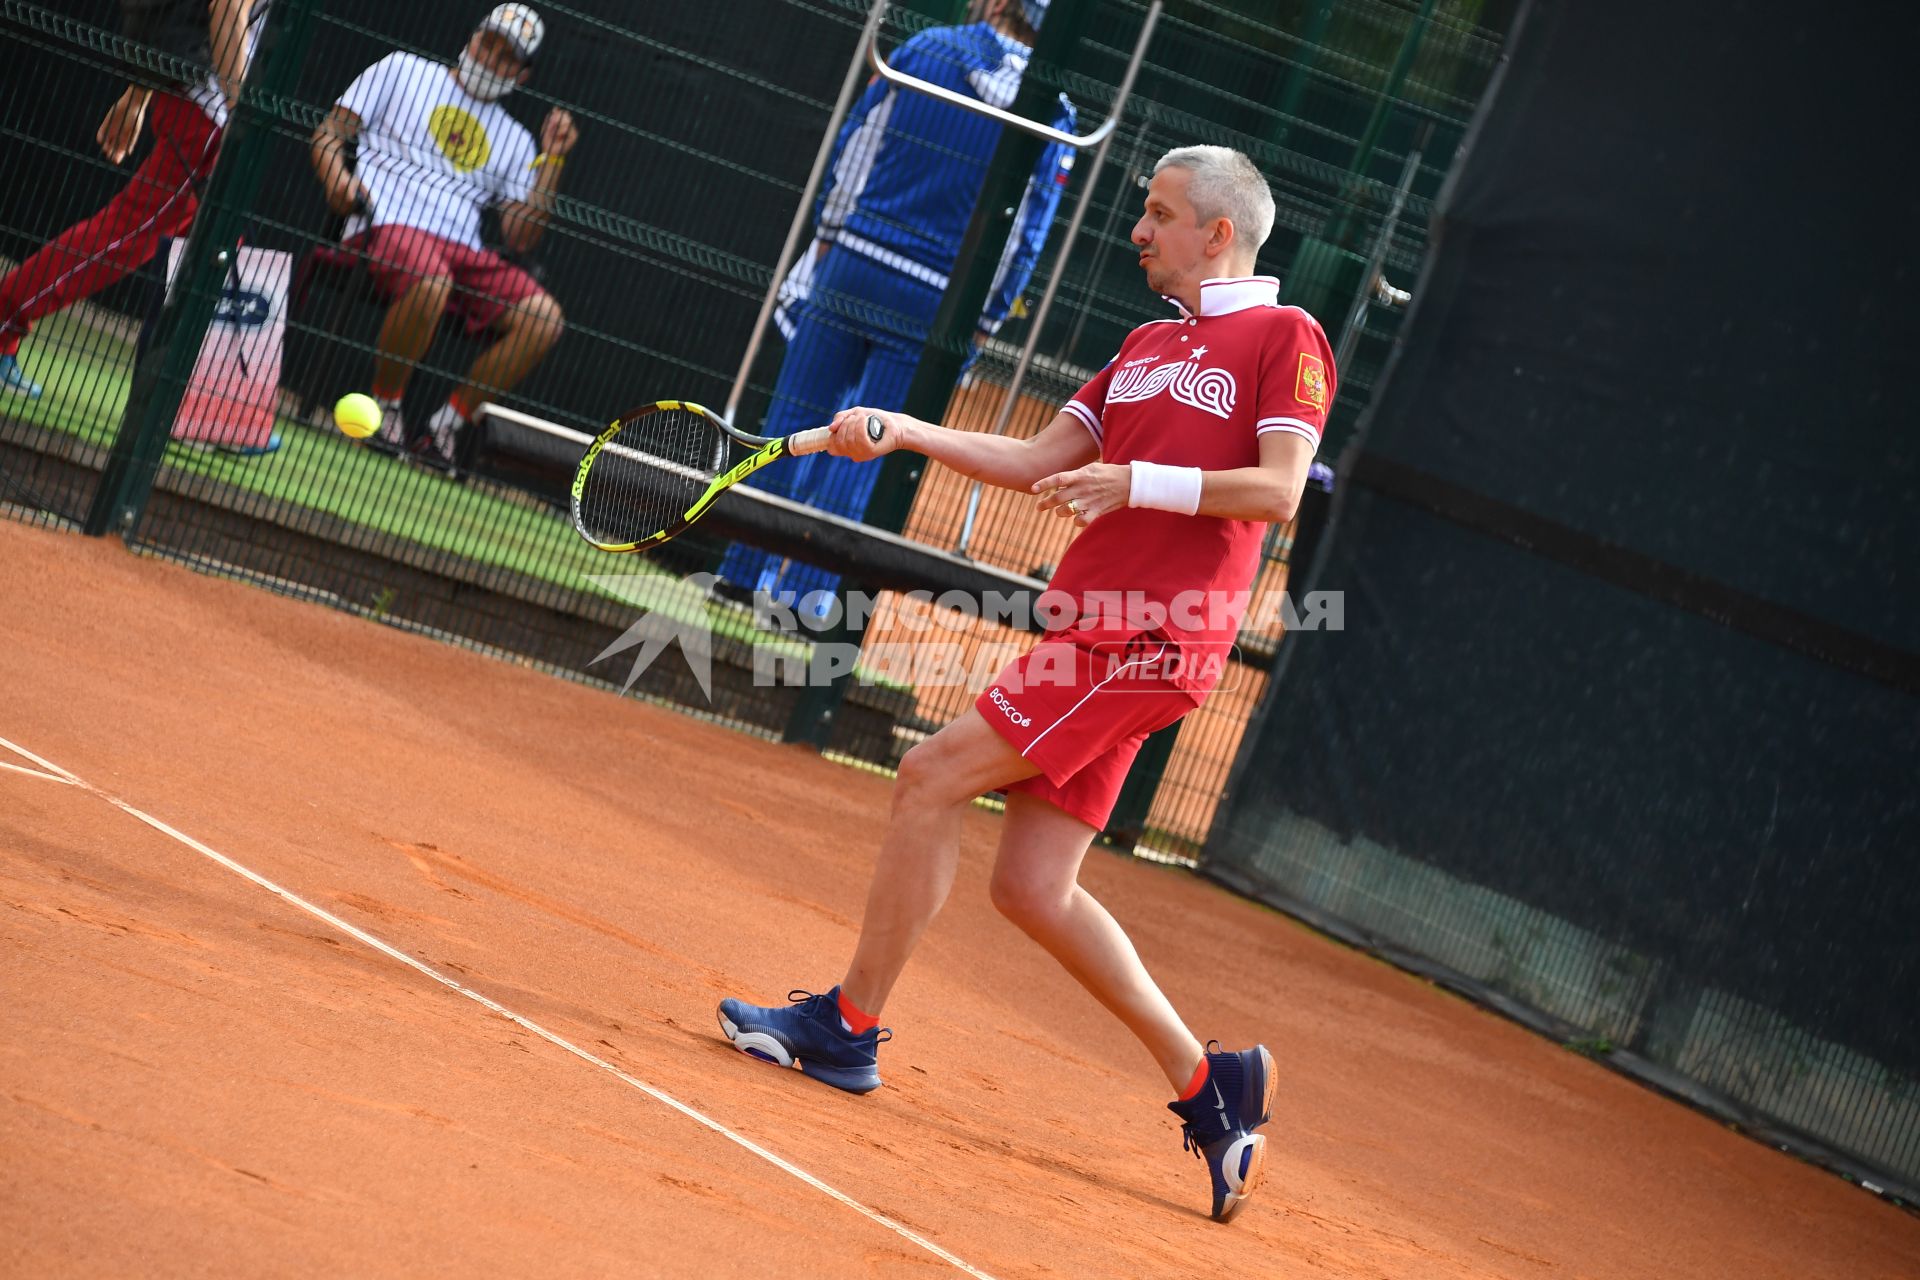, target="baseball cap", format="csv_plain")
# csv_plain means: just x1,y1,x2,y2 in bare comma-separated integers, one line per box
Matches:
478,3,545,62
